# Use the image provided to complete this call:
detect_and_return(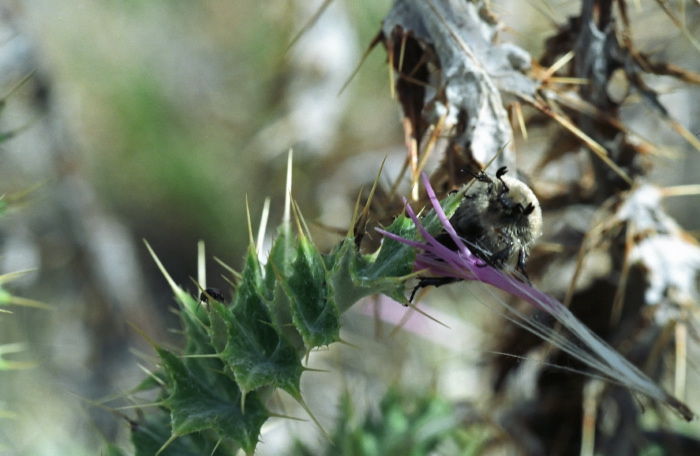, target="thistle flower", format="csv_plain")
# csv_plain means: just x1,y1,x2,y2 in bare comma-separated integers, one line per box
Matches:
379,173,694,421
